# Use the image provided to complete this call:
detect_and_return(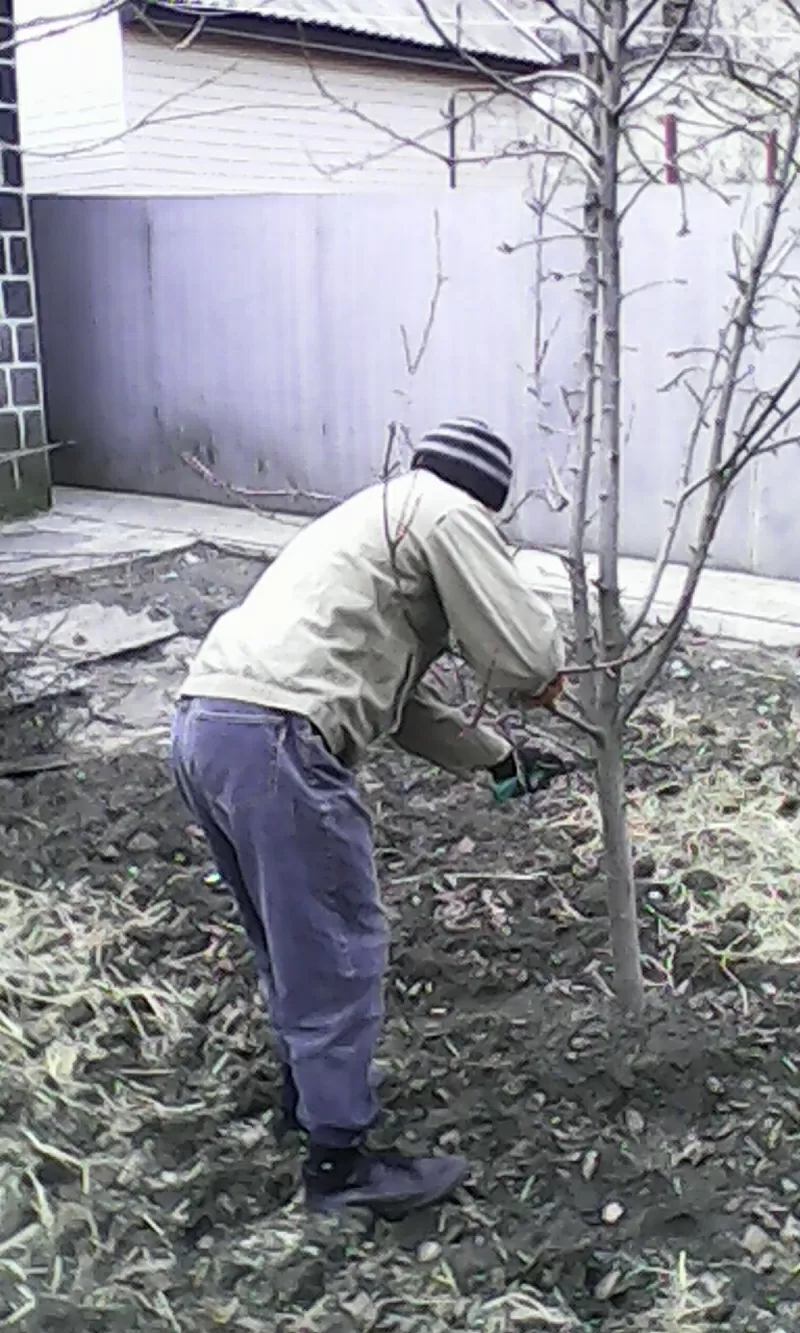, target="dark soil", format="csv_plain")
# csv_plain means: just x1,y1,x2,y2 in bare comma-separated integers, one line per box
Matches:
2,544,800,1331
